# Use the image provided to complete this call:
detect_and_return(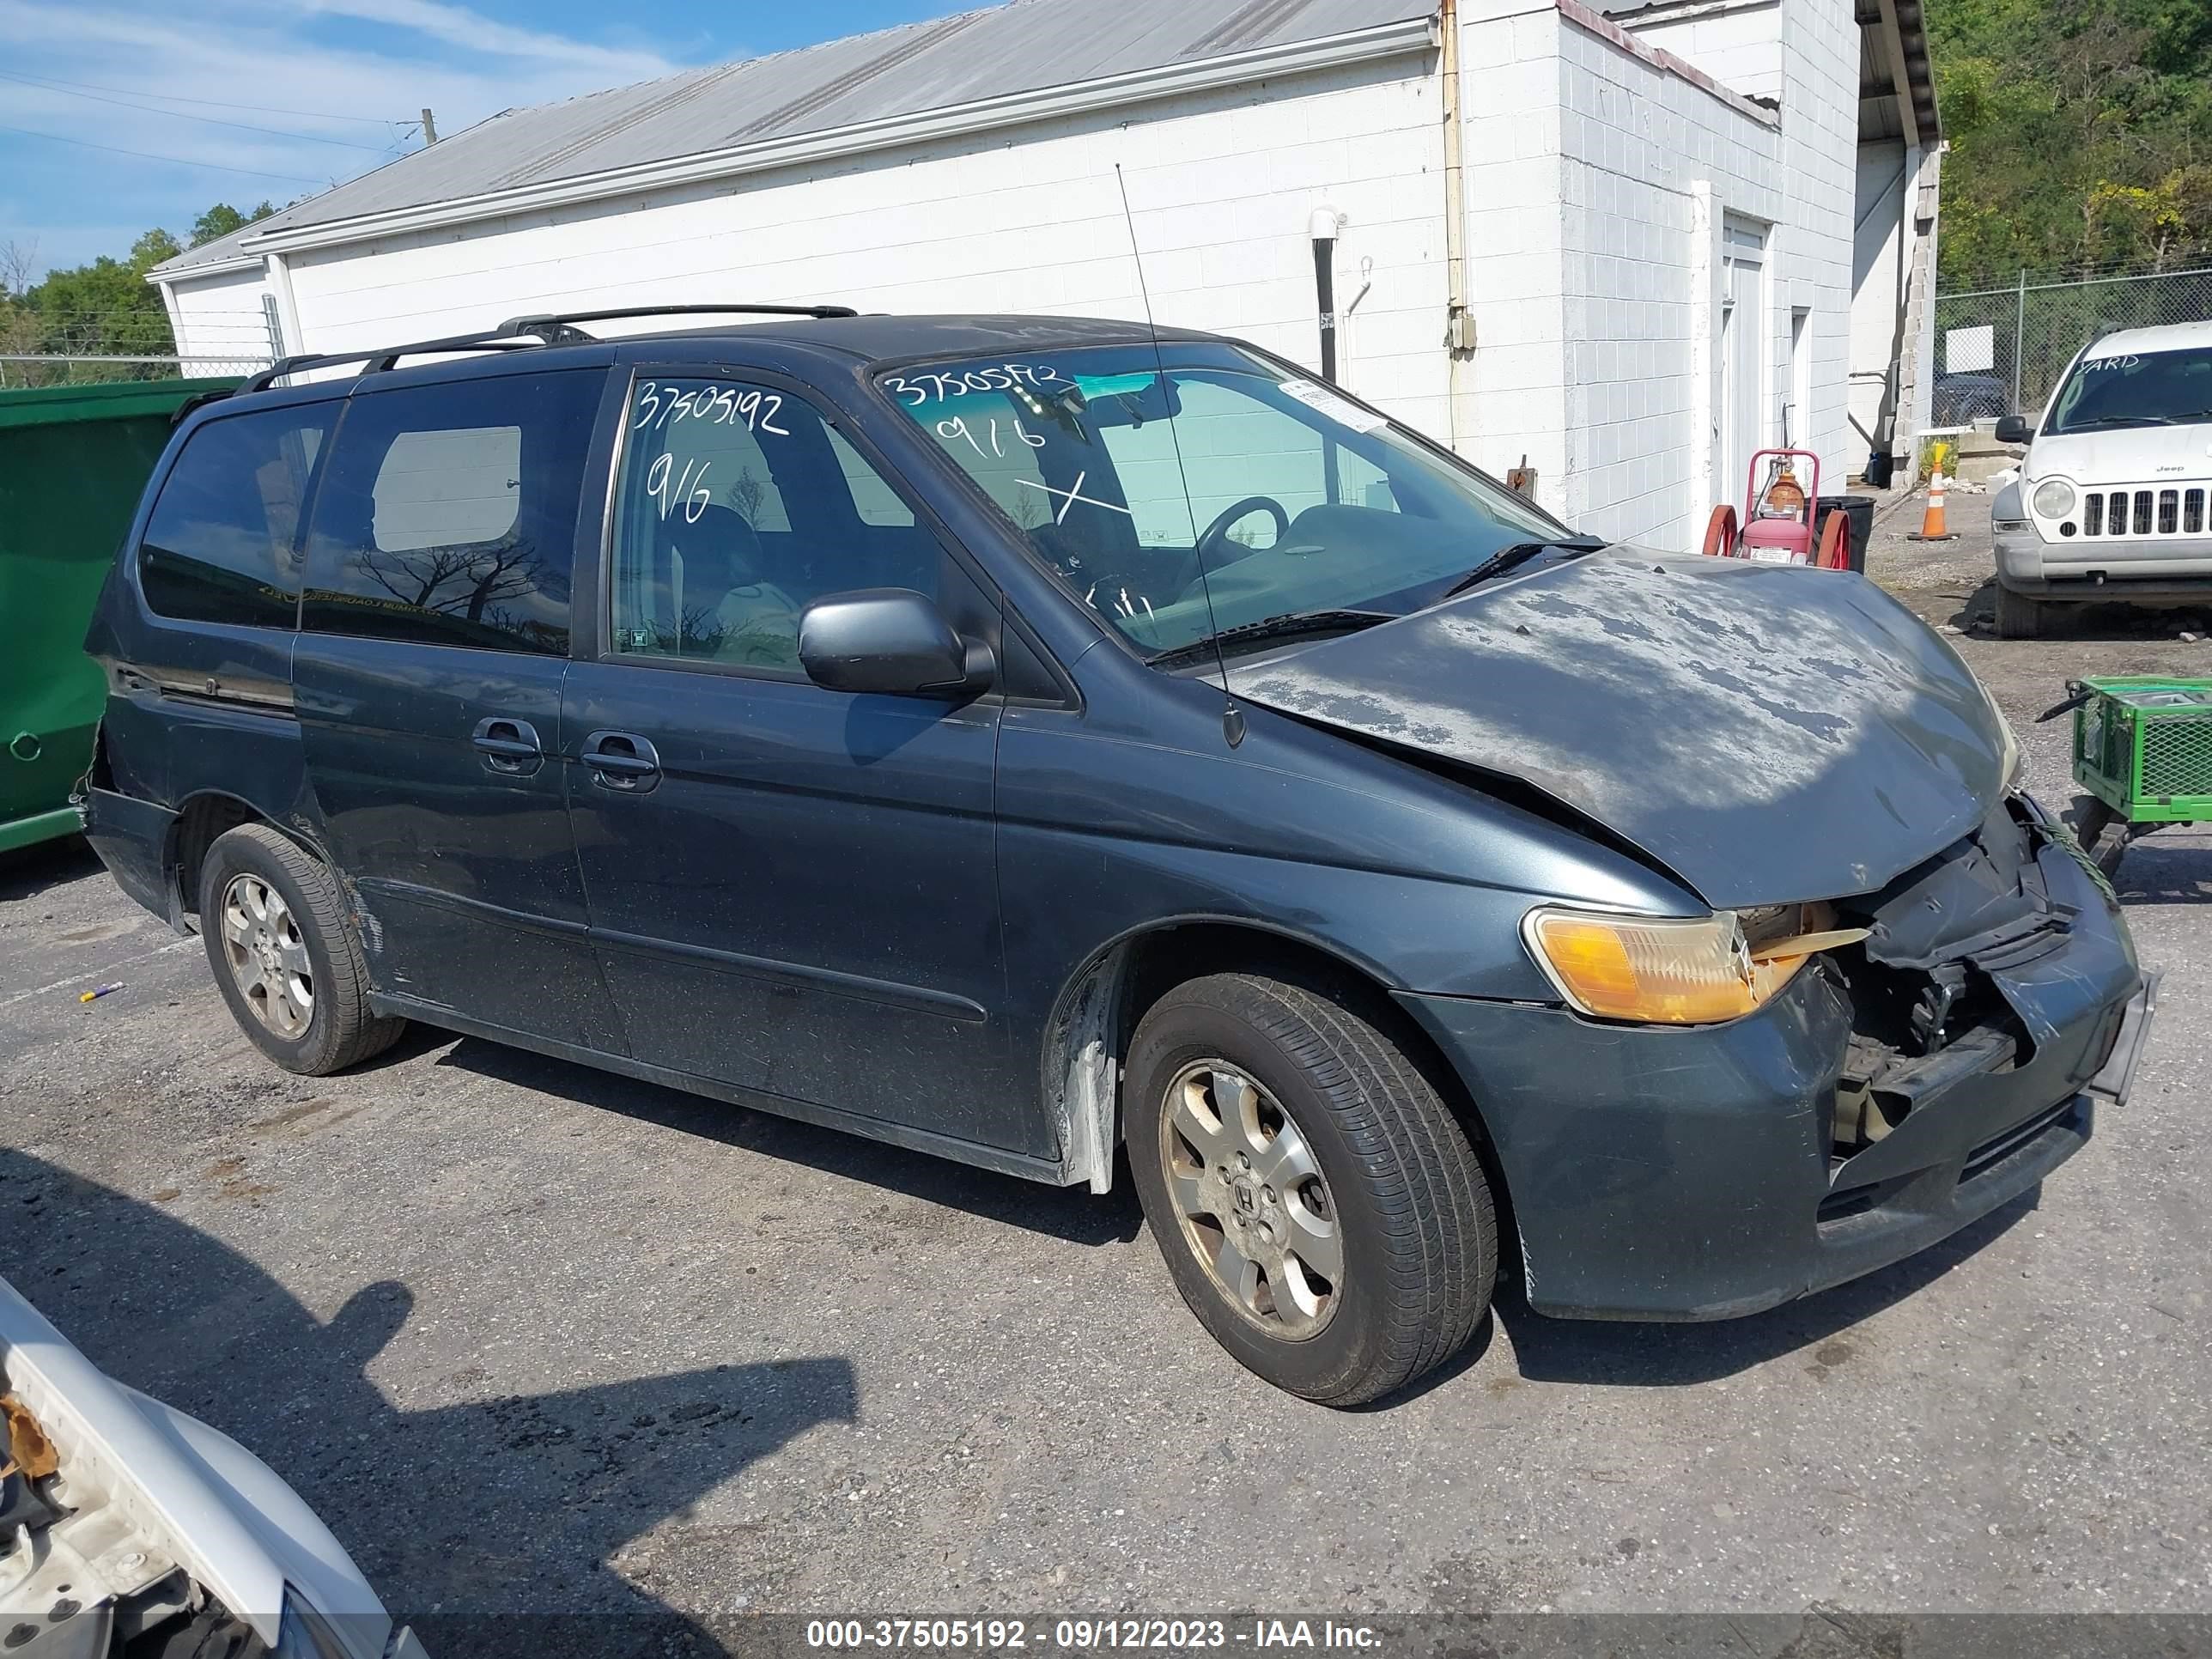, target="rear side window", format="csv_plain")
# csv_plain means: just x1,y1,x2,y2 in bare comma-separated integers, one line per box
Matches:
138,405,331,628
300,370,599,654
